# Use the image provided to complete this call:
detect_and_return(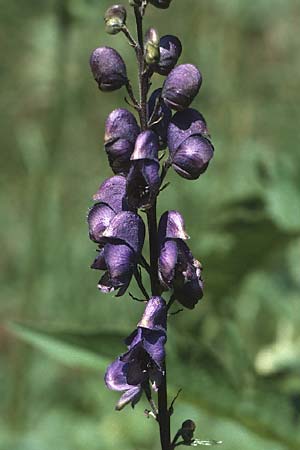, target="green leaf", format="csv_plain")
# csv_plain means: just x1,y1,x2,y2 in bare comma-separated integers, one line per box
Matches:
7,321,126,371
